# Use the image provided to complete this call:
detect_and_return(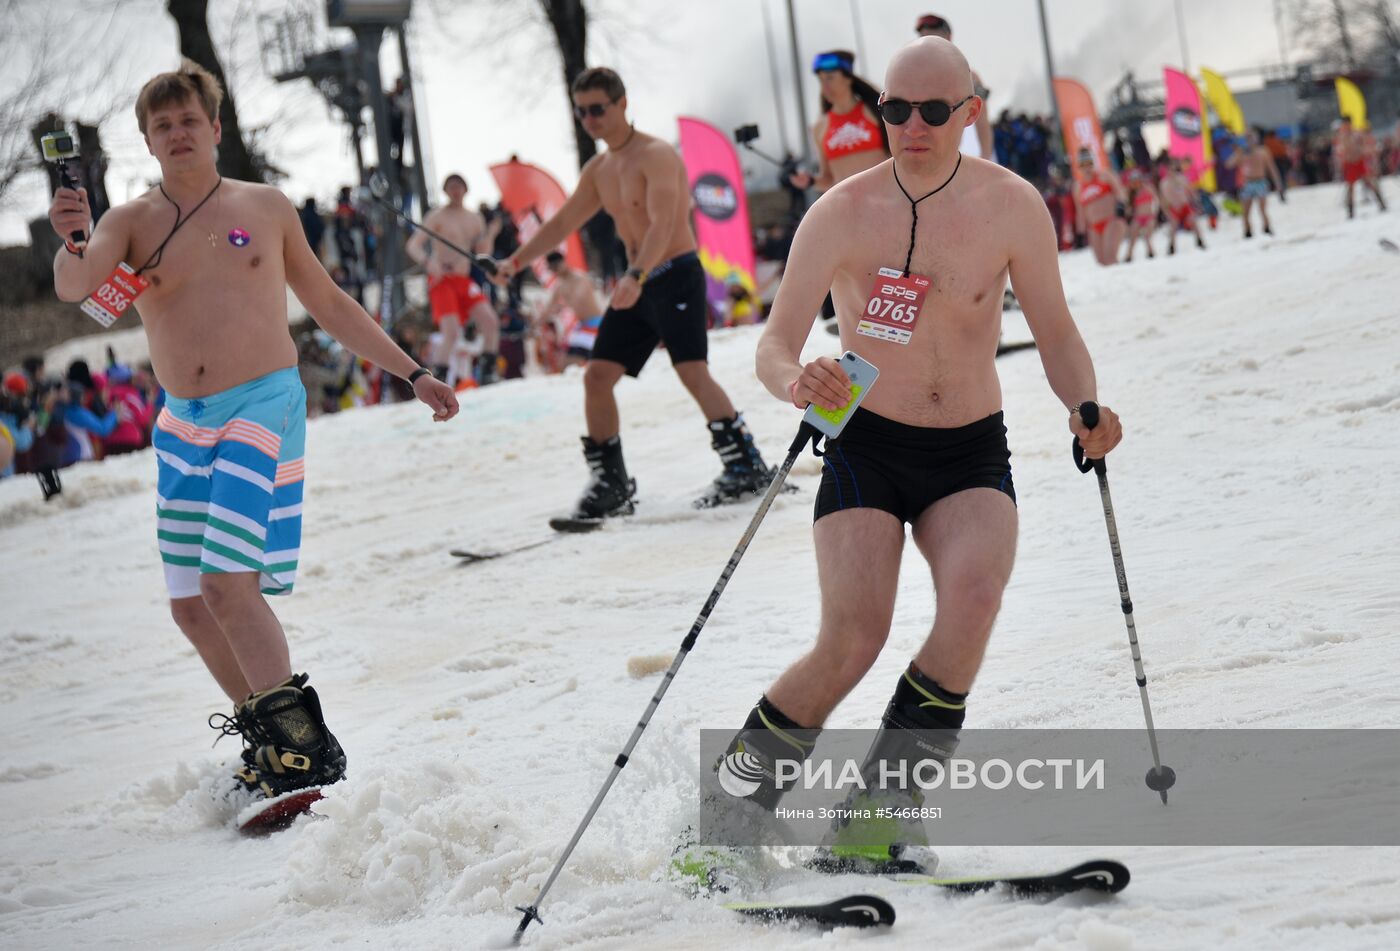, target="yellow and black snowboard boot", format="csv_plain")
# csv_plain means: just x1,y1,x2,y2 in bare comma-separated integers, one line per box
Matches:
233,673,347,798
